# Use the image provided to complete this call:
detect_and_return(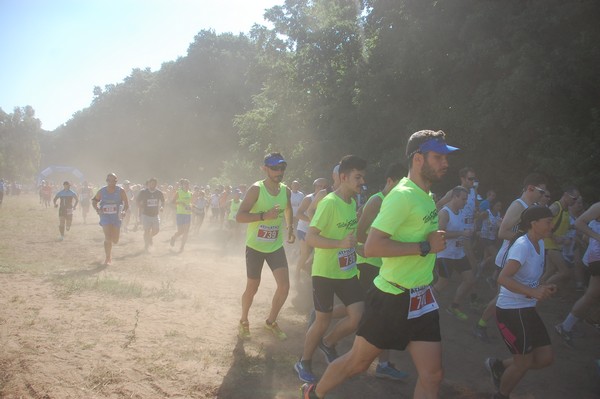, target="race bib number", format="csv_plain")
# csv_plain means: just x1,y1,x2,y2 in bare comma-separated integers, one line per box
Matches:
257,225,279,241
337,248,357,271
66,208,73,215
147,198,159,207
102,204,118,215
407,286,439,319
464,217,474,225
